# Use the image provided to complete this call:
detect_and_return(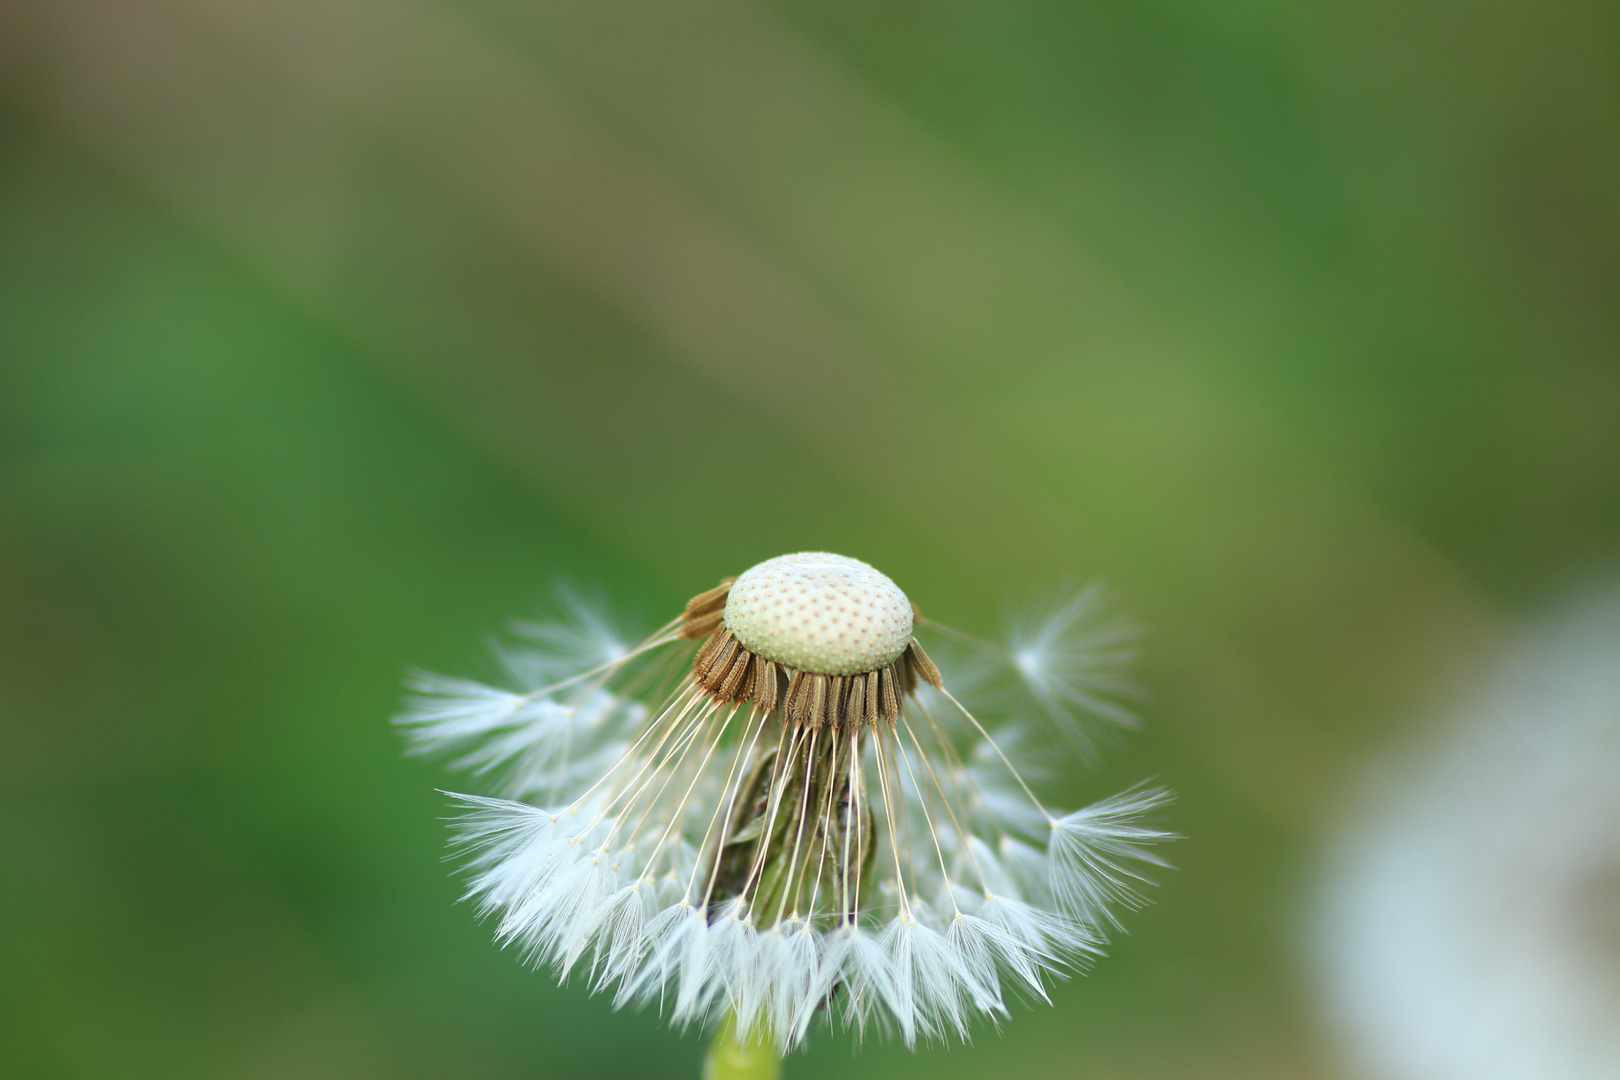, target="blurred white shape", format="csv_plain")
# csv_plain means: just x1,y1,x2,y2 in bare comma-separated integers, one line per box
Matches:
1312,586,1620,1080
